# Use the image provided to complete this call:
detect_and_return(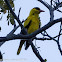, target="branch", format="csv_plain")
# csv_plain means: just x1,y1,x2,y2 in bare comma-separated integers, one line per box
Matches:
8,25,19,36
29,39,45,62
51,0,53,6
35,33,62,40
41,31,58,42
18,7,21,19
58,0,60,2
56,9,62,13
57,22,62,55
53,2,62,10
0,25,19,46
41,31,62,55
38,0,51,9
14,6,21,28
0,18,62,42
35,37,51,40
53,33,62,38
